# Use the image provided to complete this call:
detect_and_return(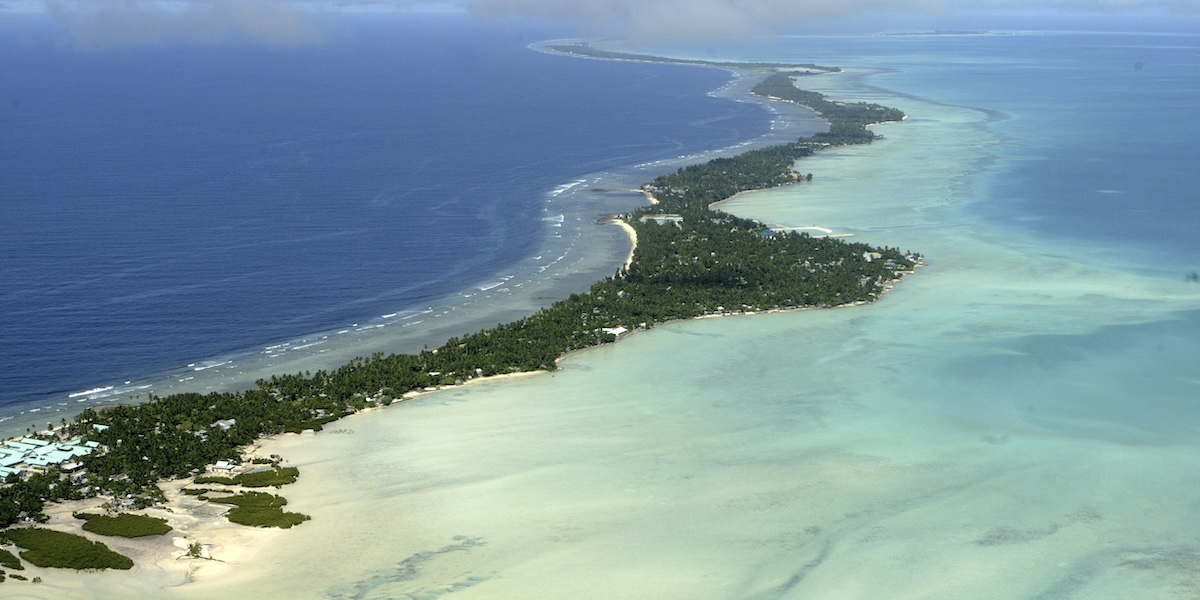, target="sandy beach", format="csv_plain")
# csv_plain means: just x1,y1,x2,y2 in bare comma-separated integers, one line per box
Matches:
0,366,576,598
613,218,638,273
5,476,287,597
